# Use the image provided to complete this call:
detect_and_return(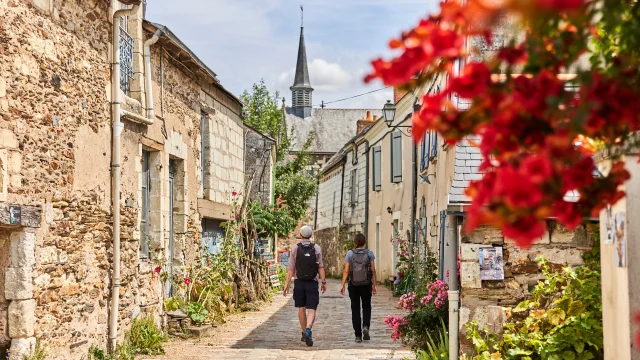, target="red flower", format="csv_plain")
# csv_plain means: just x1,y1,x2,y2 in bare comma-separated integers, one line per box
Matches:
554,200,582,230
266,261,271,266
448,62,491,99
232,191,238,197
498,46,527,64
520,155,554,185
536,0,585,11
504,217,547,249
495,167,544,209
184,278,192,285
154,266,161,274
